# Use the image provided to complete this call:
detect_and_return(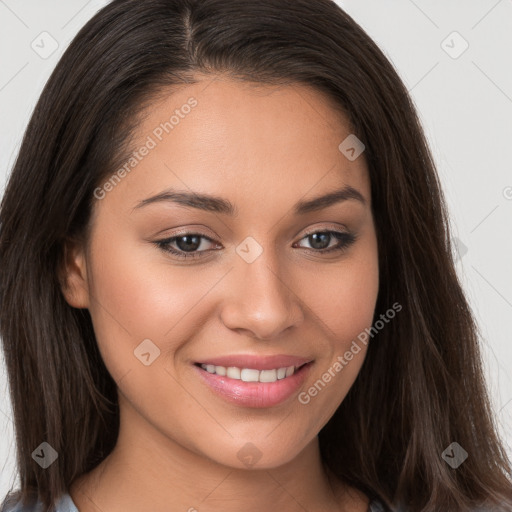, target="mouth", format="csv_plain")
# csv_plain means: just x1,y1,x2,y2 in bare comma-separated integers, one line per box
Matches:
193,359,314,408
